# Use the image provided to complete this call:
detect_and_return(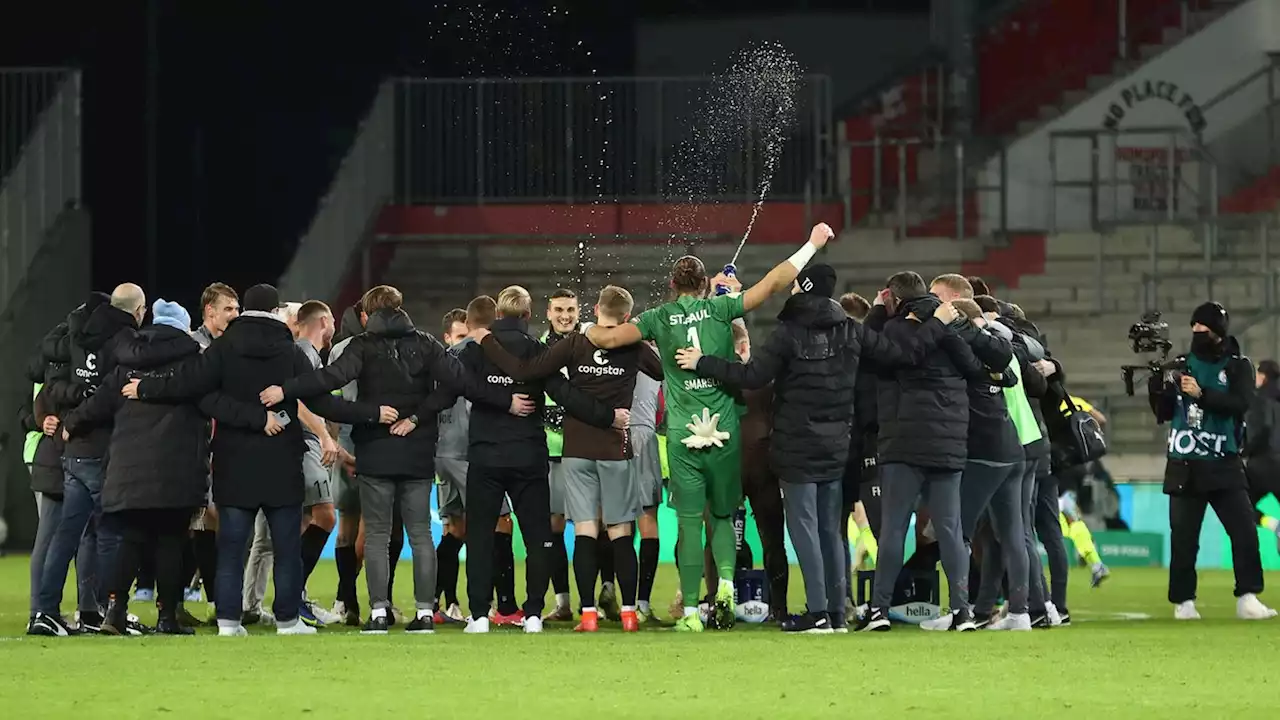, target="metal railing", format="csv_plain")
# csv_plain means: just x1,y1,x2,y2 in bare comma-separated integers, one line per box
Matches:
0,68,81,316
393,76,836,204
1048,126,1219,232
276,80,395,303
840,132,1010,240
